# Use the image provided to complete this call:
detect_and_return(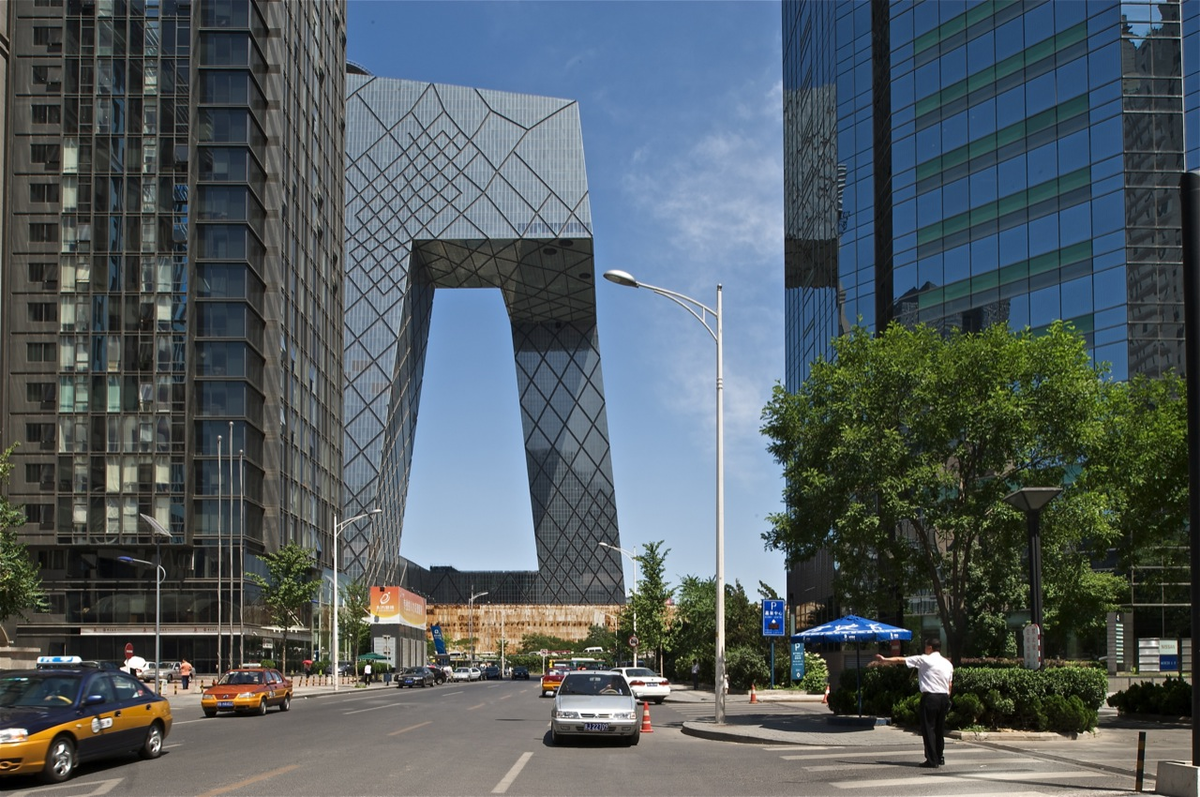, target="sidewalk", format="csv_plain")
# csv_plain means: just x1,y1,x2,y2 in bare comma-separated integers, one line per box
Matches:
675,686,1192,789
